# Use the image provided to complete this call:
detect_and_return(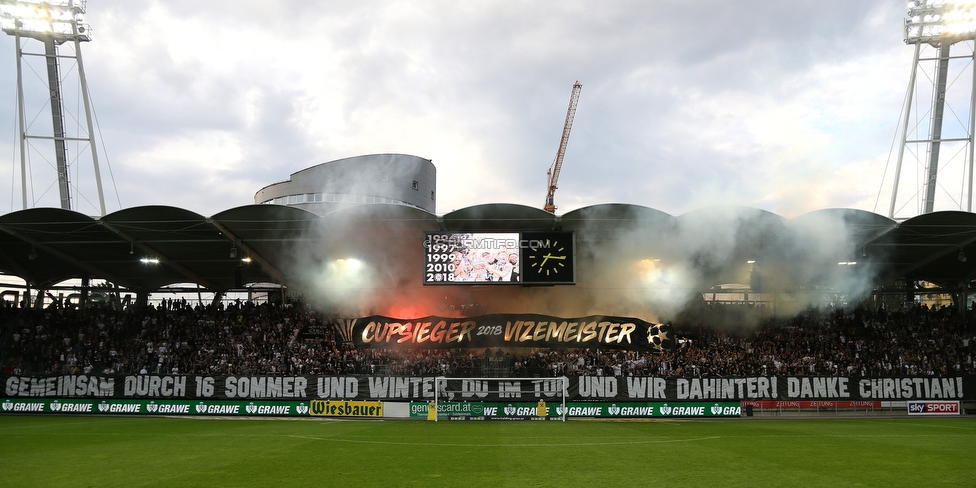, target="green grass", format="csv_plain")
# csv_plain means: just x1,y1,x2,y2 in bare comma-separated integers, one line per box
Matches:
1,416,974,487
